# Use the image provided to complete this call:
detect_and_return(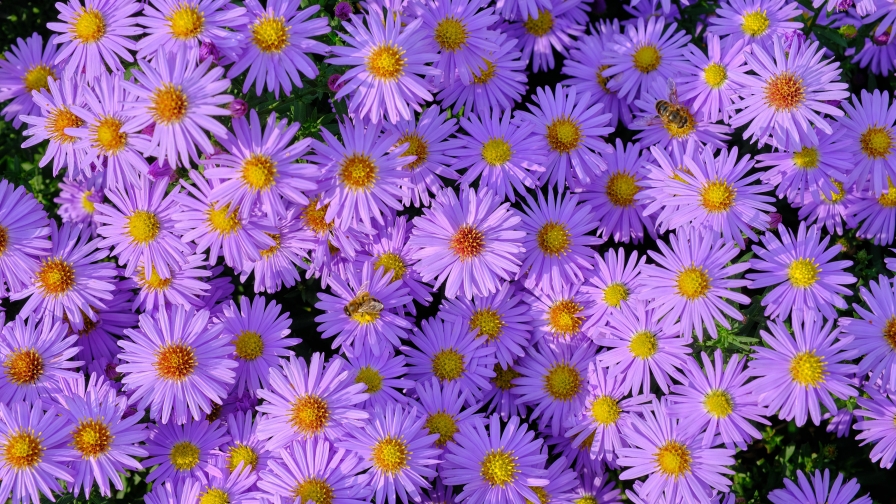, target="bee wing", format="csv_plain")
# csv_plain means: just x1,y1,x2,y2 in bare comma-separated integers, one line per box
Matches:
667,78,680,105
357,281,370,295
358,299,385,313
633,115,664,127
